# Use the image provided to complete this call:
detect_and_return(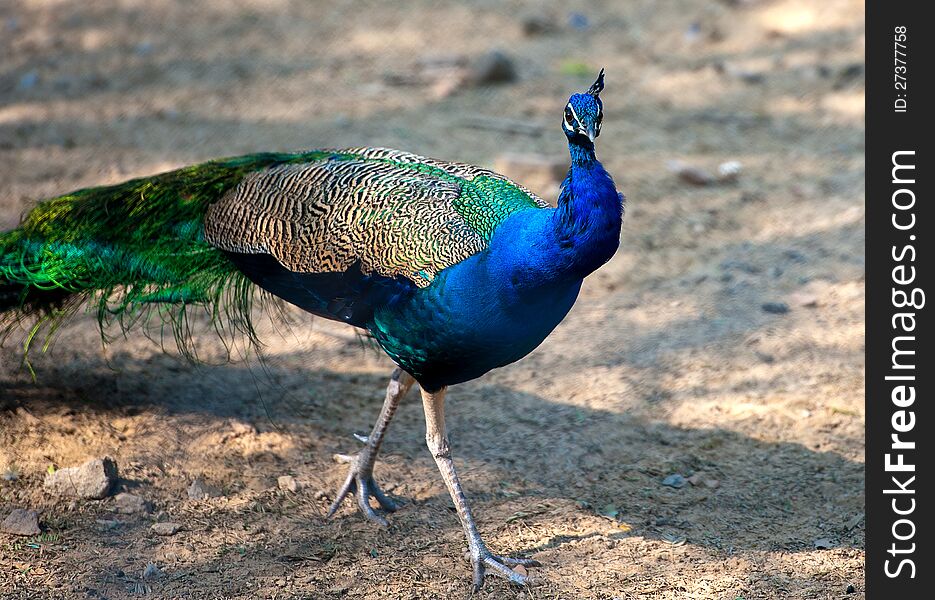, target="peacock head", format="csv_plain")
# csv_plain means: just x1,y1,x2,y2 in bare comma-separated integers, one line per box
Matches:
562,69,605,144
